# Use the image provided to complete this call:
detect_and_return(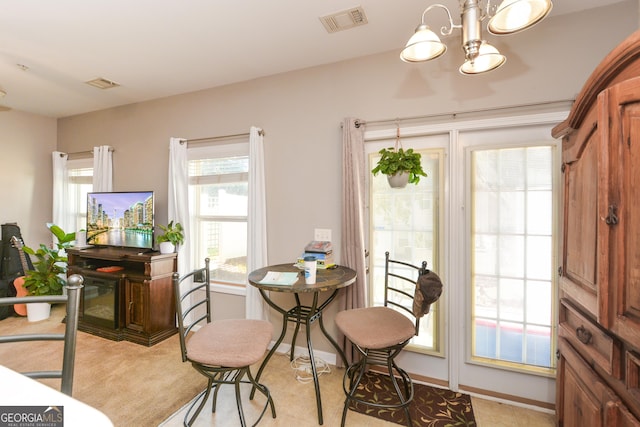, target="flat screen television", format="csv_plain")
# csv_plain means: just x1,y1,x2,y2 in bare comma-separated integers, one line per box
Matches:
86,191,154,250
